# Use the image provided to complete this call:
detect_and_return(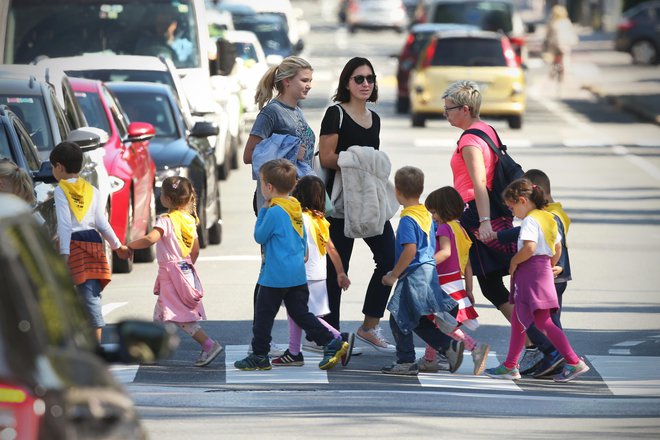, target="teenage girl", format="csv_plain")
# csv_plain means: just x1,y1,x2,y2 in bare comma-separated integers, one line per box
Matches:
127,176,223,367
423,186,490,376
0,158,35,204
271,175,355,367
484,178,589,382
